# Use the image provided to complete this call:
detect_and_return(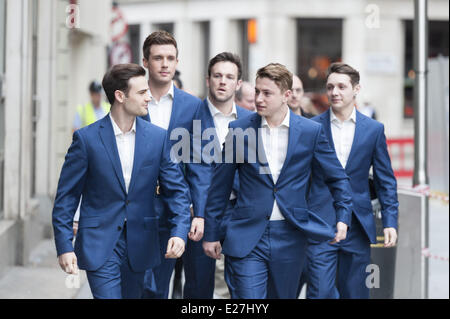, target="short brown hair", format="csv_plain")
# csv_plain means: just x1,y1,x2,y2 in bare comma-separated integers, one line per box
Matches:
327,62,360,86
102,63,146,105
142,30,178,60
208,52,242,80
256,63,293,93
